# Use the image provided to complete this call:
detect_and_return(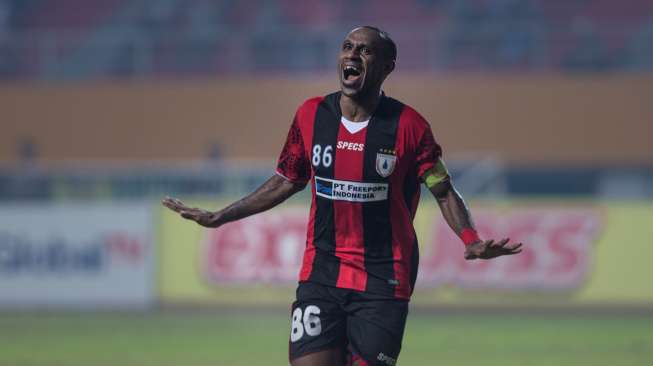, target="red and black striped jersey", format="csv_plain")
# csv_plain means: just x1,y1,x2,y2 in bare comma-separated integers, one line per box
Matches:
276,92,442,299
